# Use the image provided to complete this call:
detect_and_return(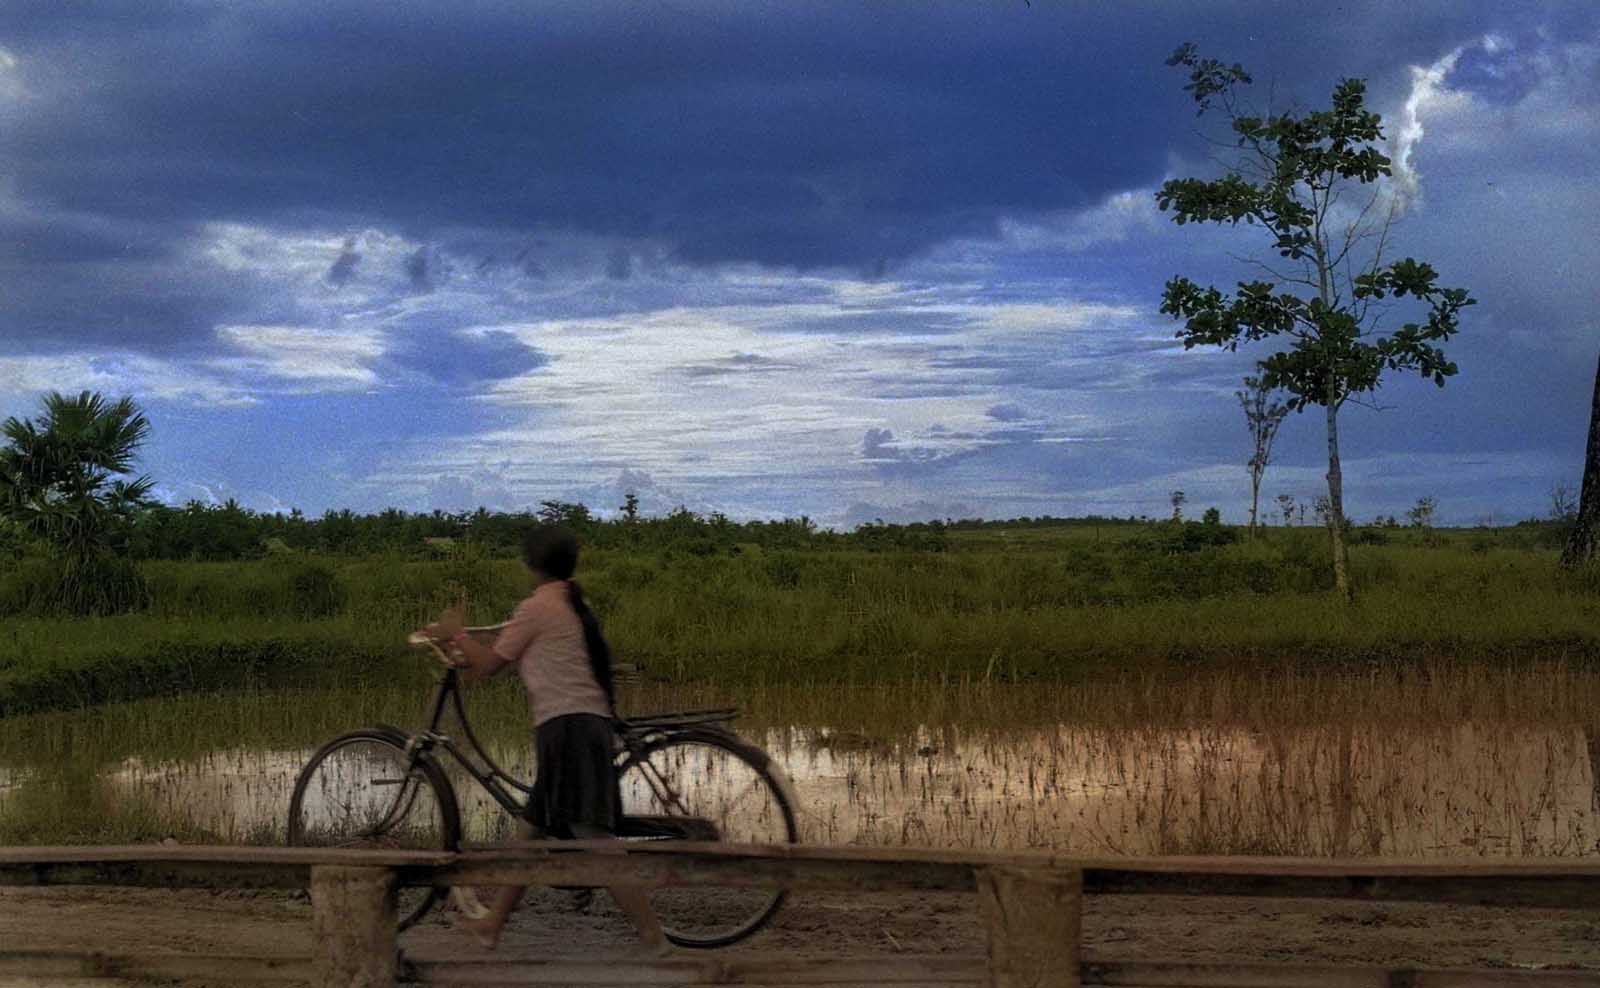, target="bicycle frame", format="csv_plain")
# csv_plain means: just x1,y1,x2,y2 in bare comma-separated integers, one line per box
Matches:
403,665,532,819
